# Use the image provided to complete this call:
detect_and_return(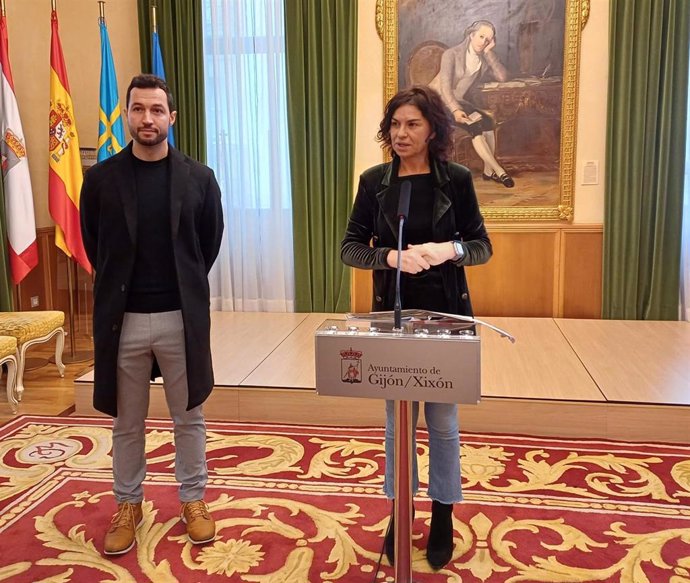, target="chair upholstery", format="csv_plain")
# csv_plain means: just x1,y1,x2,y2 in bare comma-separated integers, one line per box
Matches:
0,311,66,405
0,335,18,413
0,311,65,344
